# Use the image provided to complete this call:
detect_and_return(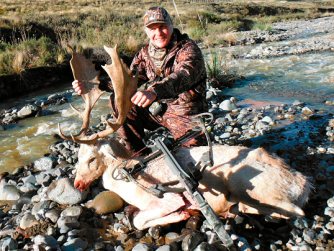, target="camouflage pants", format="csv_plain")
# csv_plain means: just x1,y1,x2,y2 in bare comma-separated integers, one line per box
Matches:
112,104,204,154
